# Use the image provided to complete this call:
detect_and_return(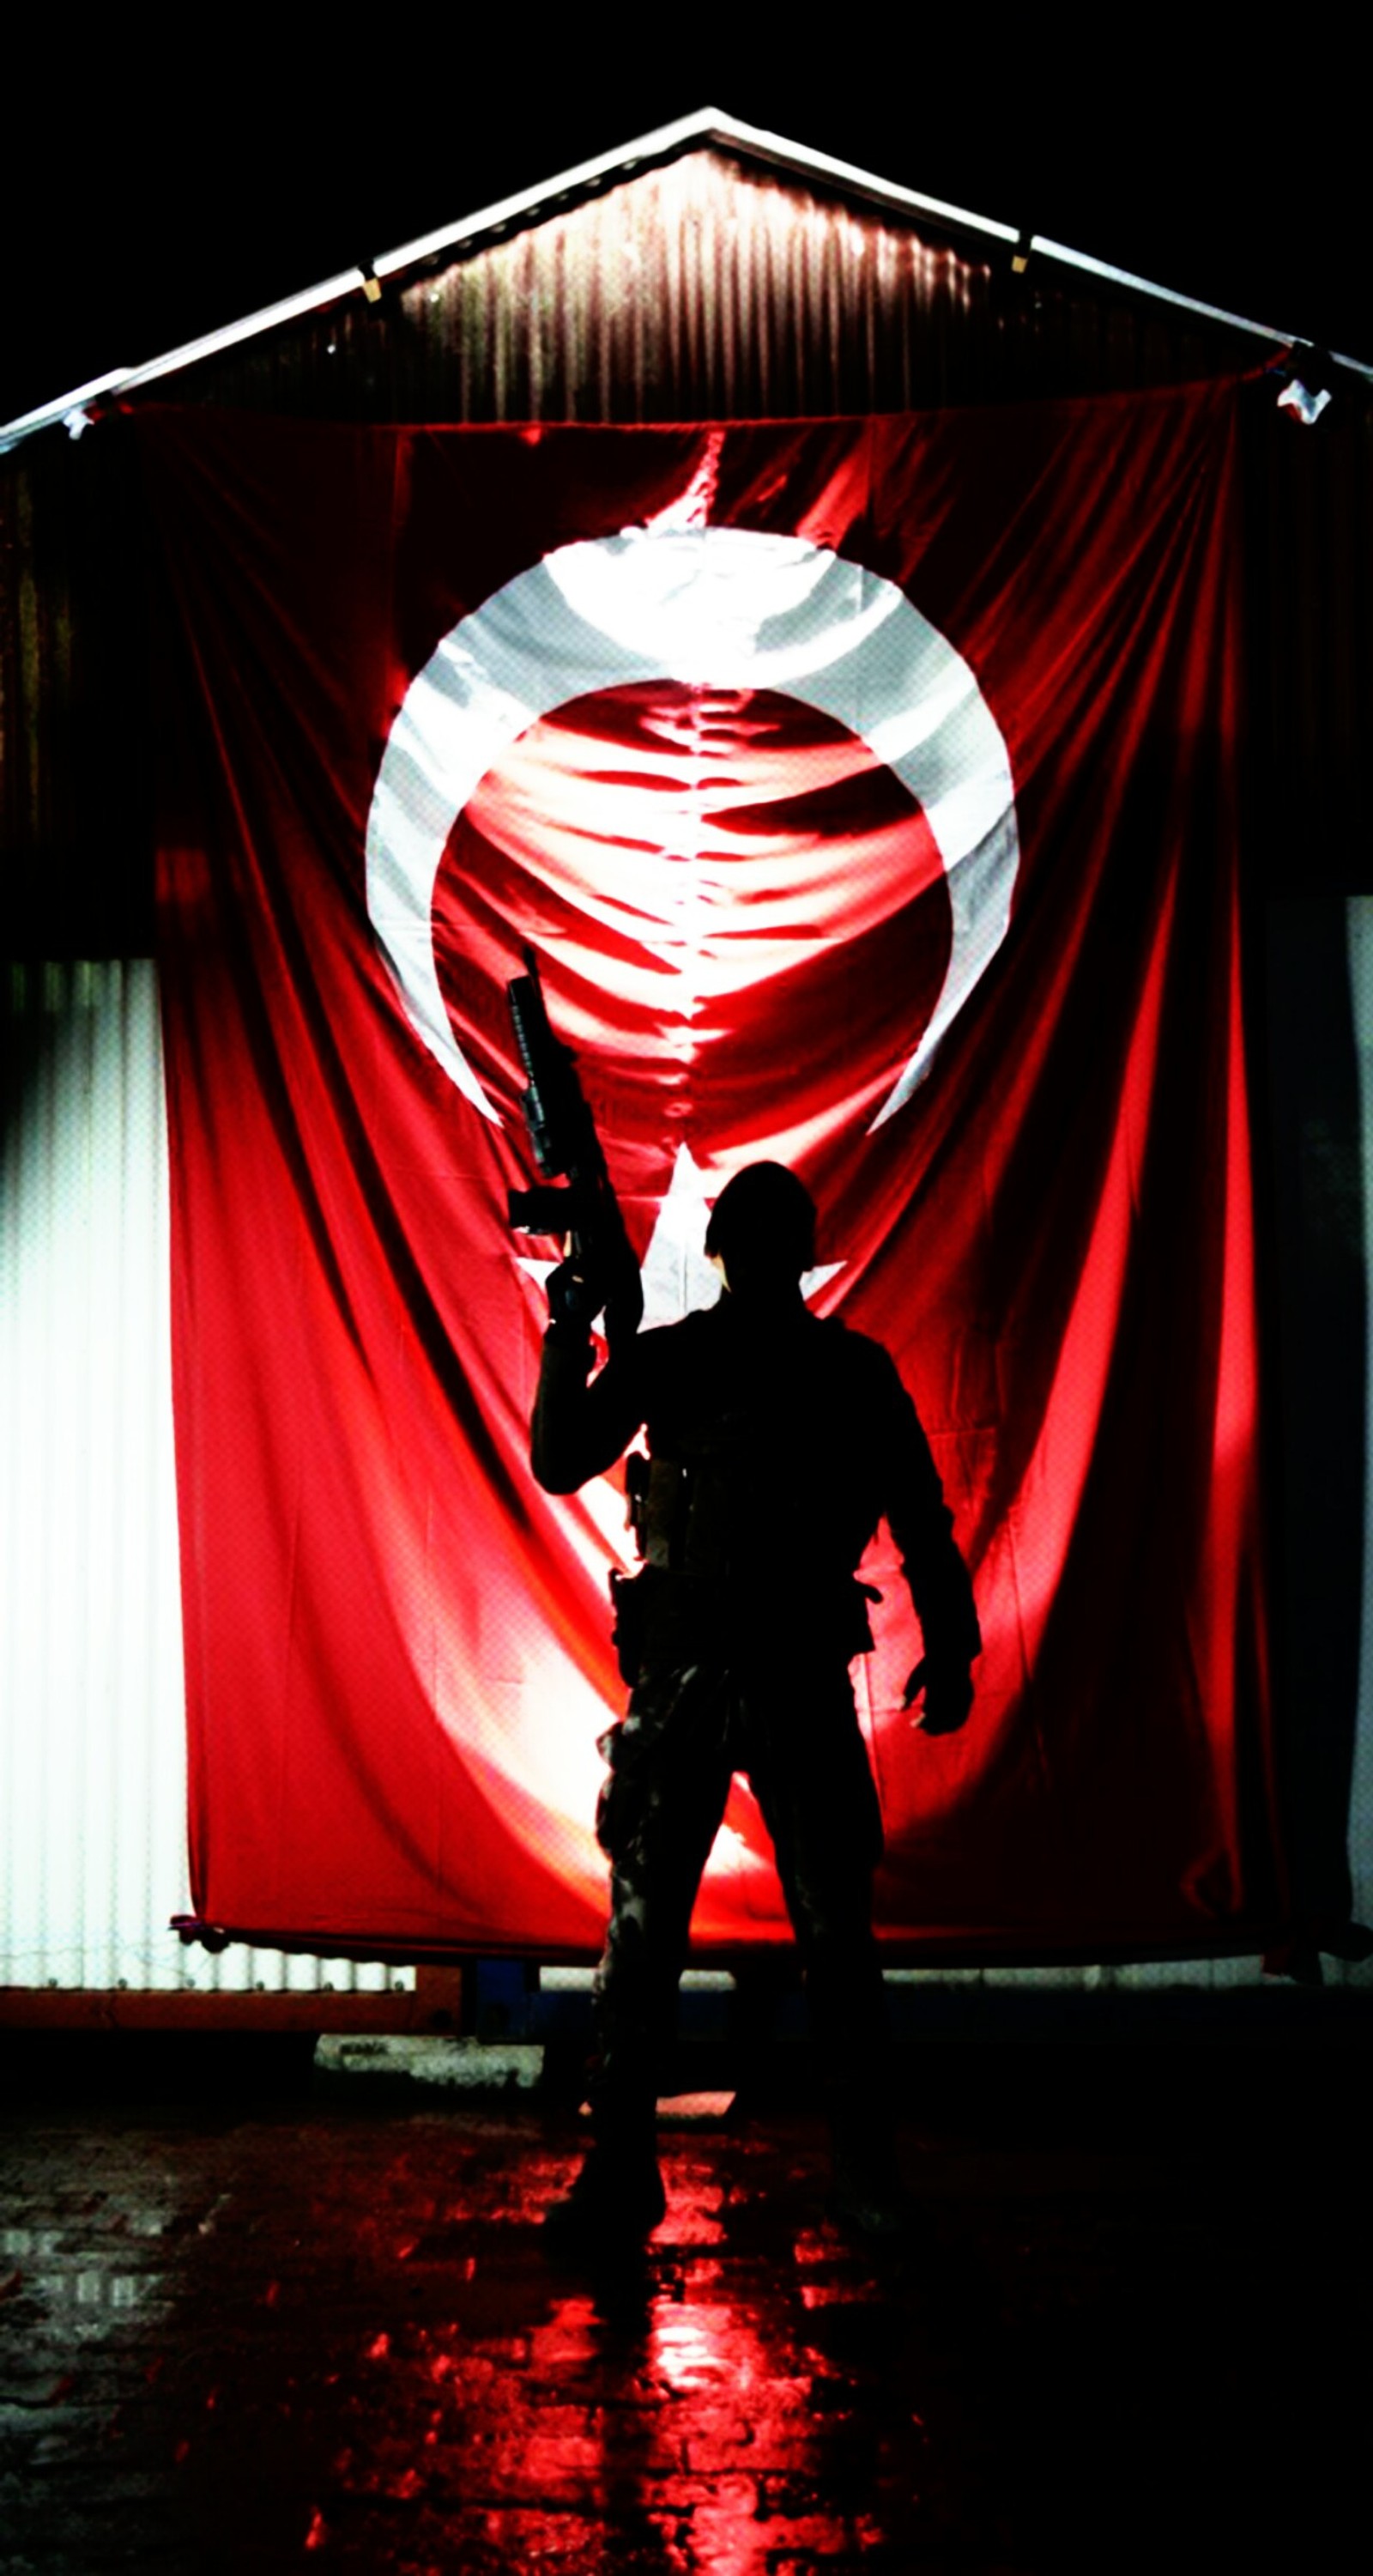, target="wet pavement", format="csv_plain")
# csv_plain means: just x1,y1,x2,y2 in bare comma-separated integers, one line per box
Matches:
1,2022,1368,2573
